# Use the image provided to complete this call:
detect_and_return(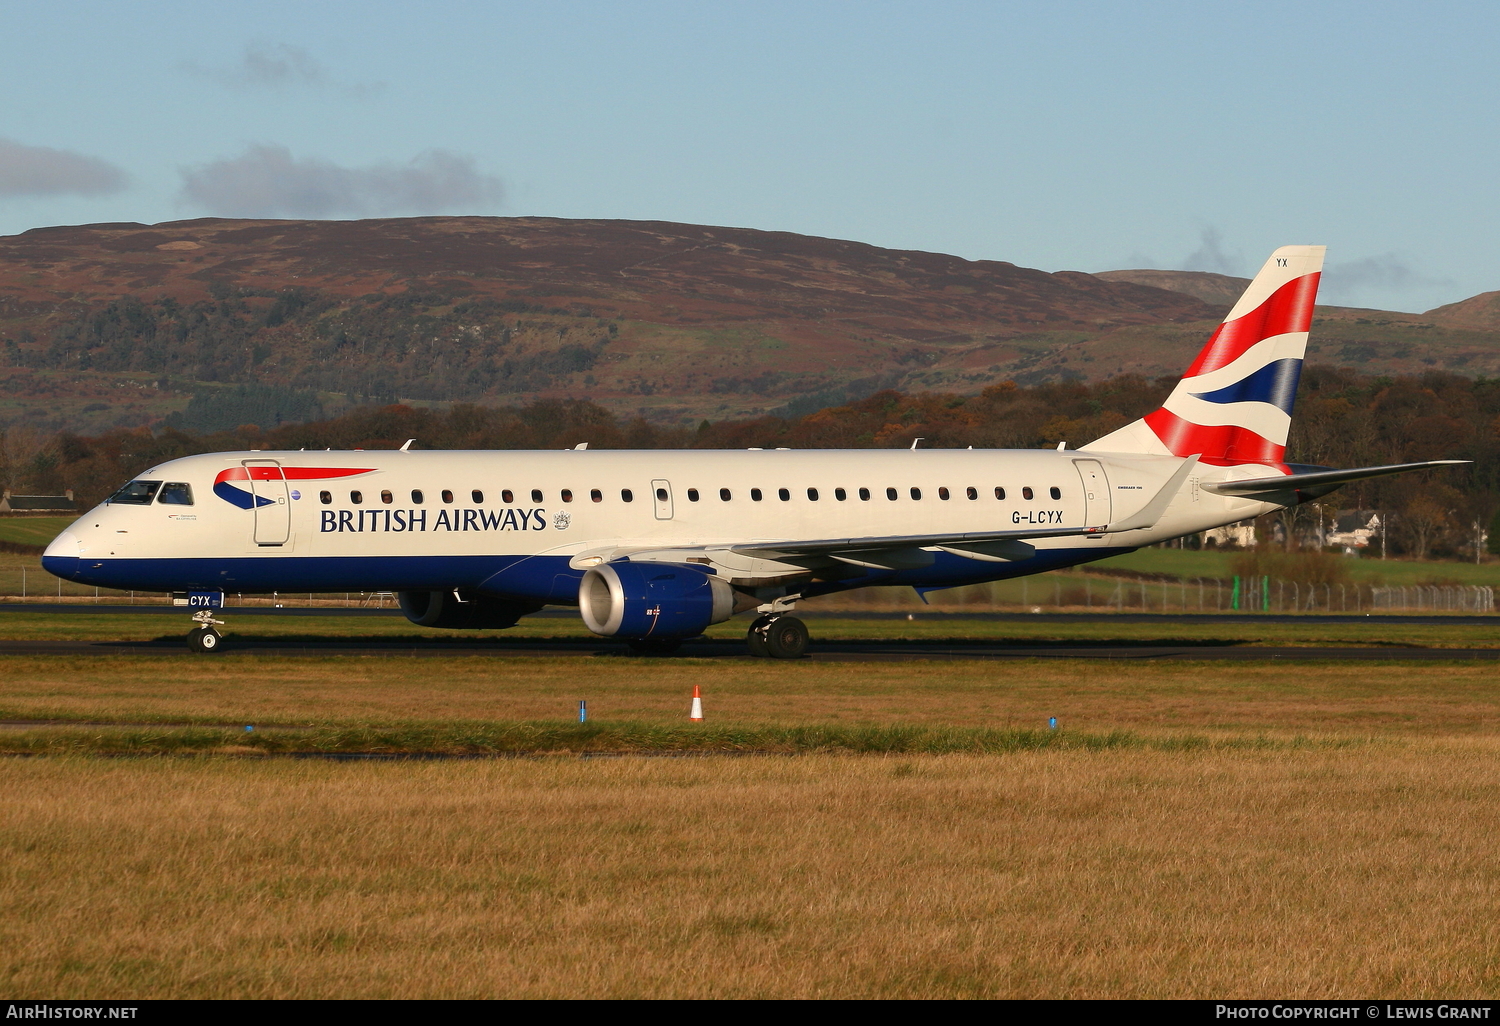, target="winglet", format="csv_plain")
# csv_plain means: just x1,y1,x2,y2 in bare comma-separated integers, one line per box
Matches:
1104,455,1199,534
